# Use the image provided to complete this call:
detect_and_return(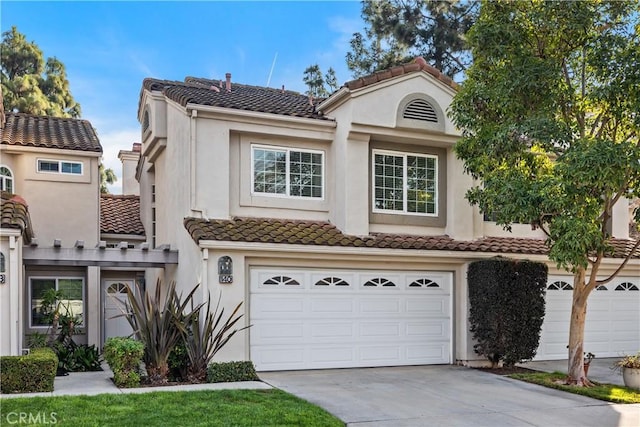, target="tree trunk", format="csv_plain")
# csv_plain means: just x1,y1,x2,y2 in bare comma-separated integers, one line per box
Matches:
567,267,592,386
